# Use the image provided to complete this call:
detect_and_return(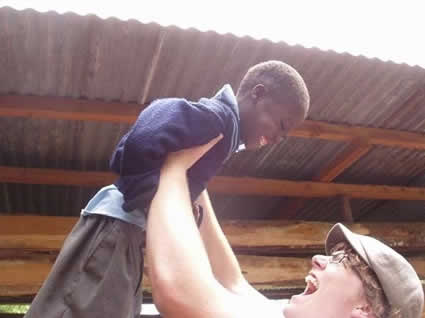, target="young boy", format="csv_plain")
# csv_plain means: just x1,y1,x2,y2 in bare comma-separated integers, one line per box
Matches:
24,61,309,318
110,60,310,212
147,137,424,318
